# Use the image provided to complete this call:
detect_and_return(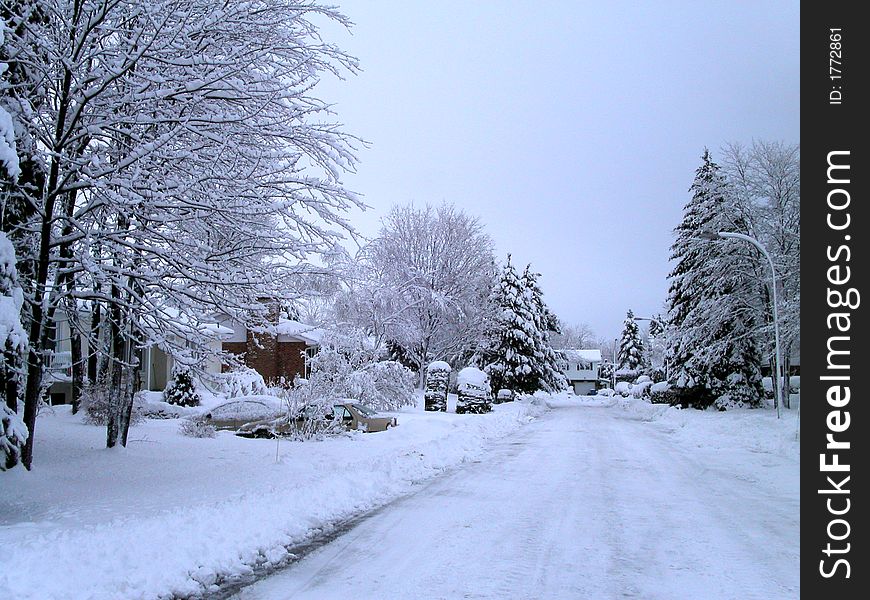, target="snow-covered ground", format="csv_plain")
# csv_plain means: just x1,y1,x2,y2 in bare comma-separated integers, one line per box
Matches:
0,394,799,599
